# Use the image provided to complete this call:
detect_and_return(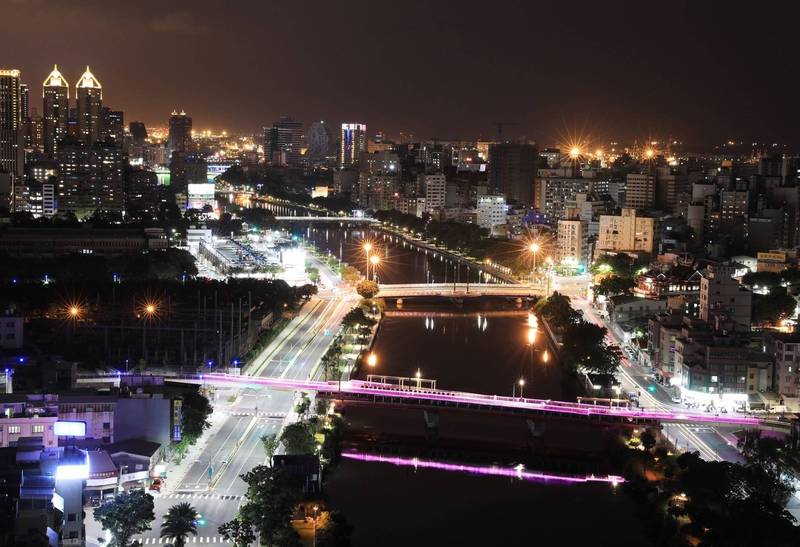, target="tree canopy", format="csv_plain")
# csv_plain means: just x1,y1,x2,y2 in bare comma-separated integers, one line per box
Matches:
94,489,155,547
356,279,379,299
594,275,635,298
